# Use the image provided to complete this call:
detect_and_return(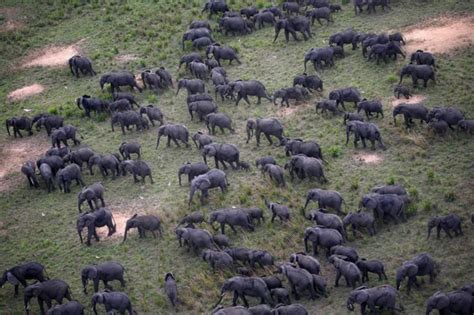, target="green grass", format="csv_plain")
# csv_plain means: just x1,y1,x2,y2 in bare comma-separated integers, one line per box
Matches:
1,0,474,314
